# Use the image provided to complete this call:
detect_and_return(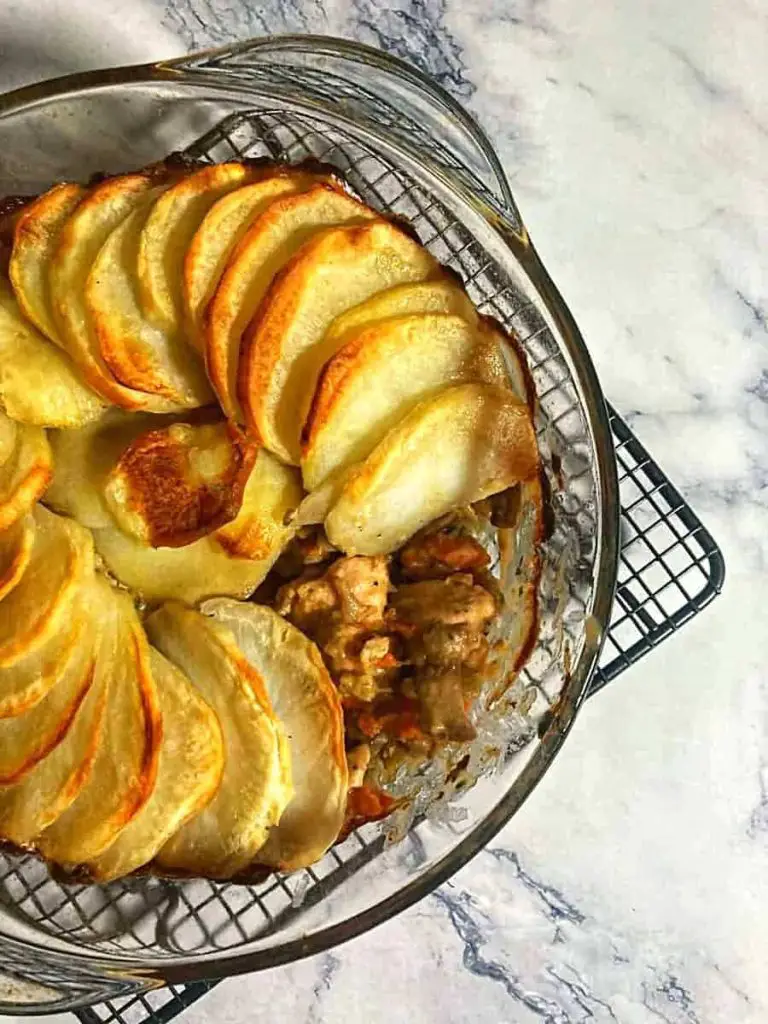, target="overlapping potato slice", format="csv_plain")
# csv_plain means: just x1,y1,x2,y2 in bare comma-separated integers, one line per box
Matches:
0,277,104,427
325,383,540,555
0,580,85,719
95,442,300,602
86,648,224,883
48,173,182,411
9,182,85,346
323,279,477,347
86,196,212,407
214,448,301,559
44,409,180,530
0,411,52,531
37,581,162,866
146,603,291,879
0,506,93,667
104,420,258,547
0,610,95,785
0,580,108,845
206,183,375,421
302,313,509,490
183,170,316,342
240,220,439,464
93,527,276,605
137,163,254,336
0,514,34,604
203,600,347,871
